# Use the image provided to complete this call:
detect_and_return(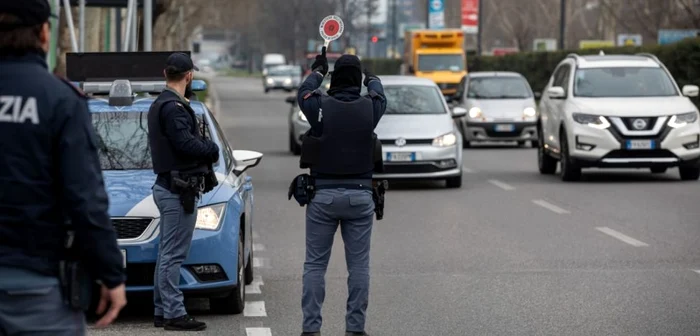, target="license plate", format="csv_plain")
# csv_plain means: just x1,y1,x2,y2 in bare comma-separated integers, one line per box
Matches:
120,249,126,269
494,124,515,132
626,139,655,150
386,152,415,162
